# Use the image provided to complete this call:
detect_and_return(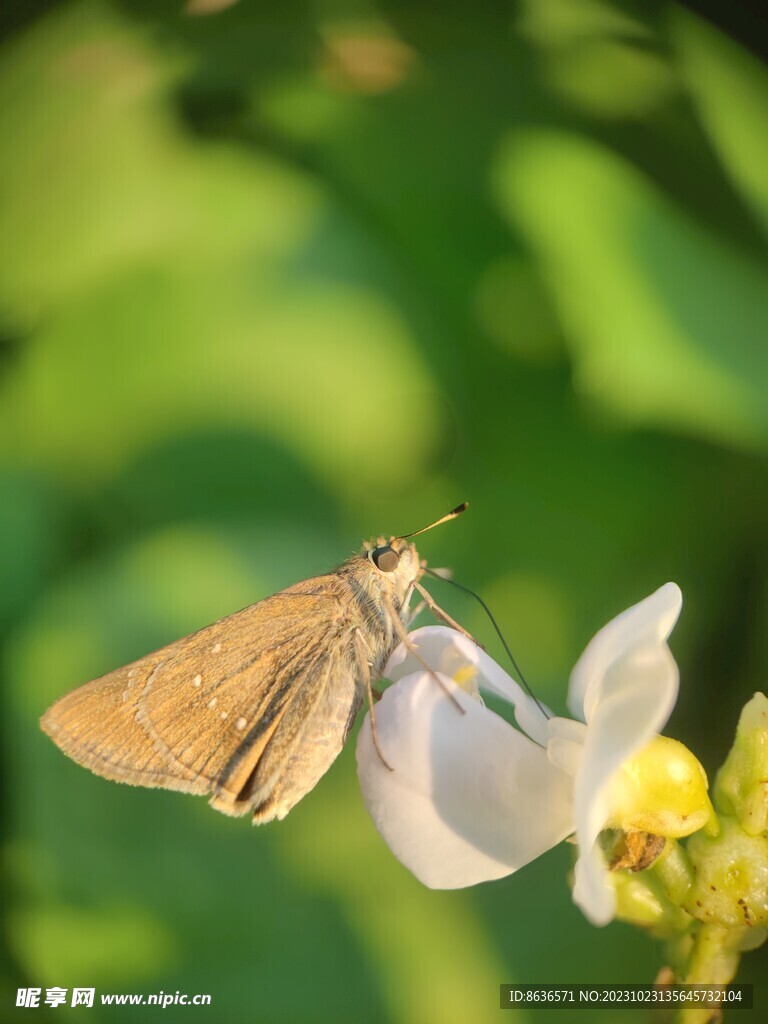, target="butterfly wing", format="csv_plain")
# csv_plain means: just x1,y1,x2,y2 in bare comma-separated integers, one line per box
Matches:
41,577,361,820
236,637,363,823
